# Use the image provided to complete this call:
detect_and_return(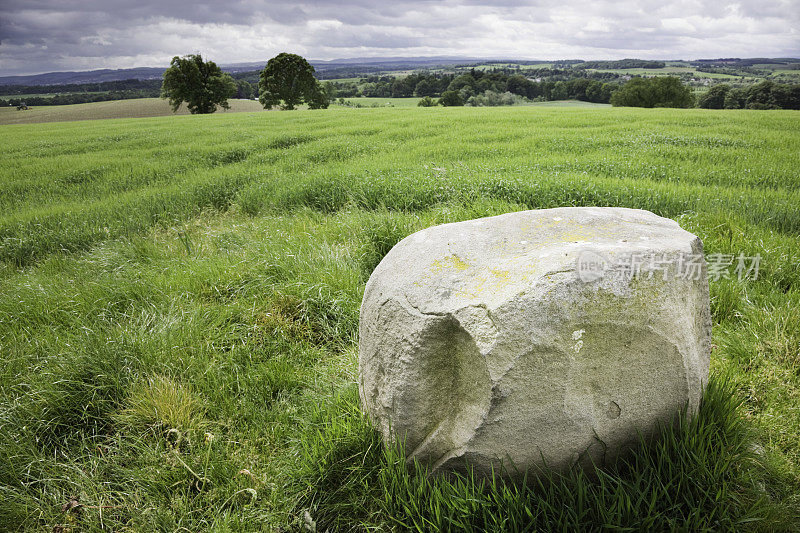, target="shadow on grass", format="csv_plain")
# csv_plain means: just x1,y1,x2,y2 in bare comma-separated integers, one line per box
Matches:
295,374,800,532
